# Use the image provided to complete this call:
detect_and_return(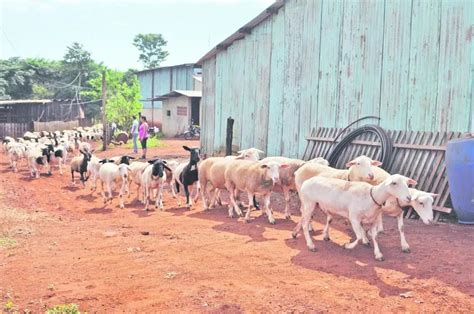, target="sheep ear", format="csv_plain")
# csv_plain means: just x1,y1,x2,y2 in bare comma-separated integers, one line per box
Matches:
371,160,383,167
345,160,356,168
162,160,168,164
129,156,136,160
164,165,173,172
279,164,289,169
429,193,439,198
260,164,269,169
407,178,417,186
235,154,245,160
183,145,191,151
148,159,157,164
256,149,264,154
